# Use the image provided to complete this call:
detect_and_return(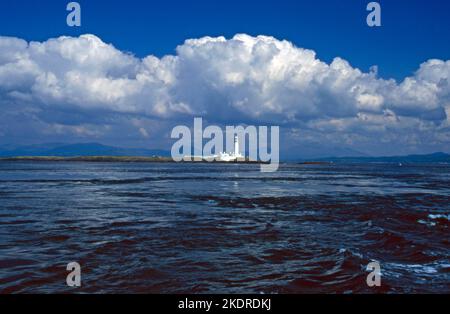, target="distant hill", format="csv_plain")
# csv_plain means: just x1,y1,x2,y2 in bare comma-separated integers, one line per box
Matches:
0,143,448,163
317,152,450,163
281,143,368,160
0,143,170,157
